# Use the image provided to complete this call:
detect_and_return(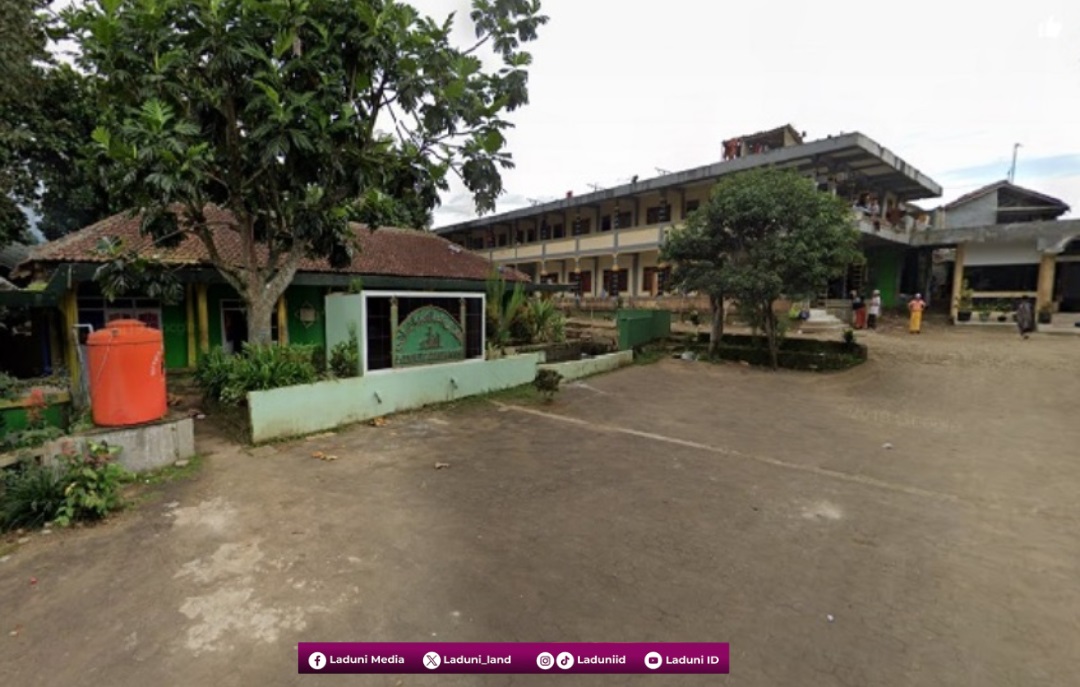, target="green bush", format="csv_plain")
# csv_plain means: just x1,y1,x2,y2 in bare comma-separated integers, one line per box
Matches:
1,426,65,452
0,371,19,401
54,442,130,527
0,461,66,530
533,369,563,401
195,344,320,405
329,328,360,378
